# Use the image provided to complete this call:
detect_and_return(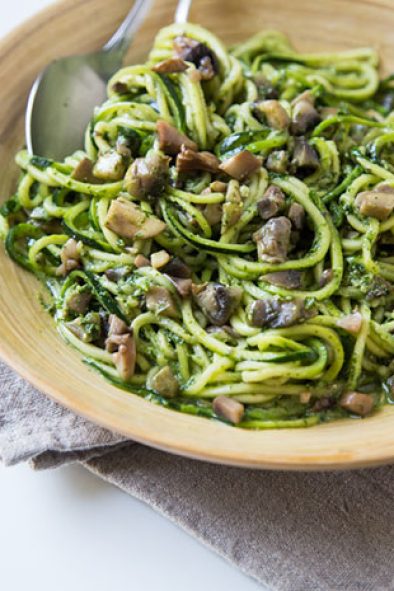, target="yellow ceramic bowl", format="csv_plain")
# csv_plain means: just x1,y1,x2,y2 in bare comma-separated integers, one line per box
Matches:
1,0,393,470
